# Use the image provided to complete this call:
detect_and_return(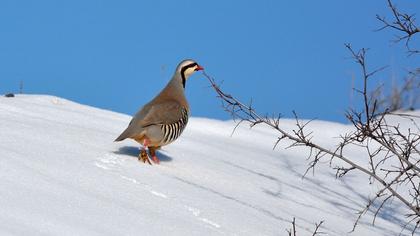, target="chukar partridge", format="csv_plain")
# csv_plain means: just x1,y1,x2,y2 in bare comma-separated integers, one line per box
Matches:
115,59,203,164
